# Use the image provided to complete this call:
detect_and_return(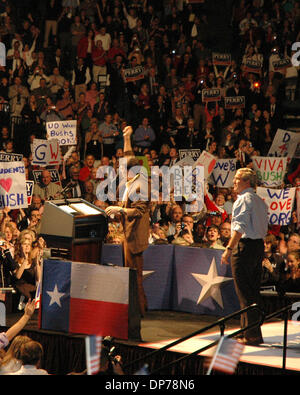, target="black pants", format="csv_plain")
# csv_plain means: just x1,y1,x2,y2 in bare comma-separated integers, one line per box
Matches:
231,238,264,341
